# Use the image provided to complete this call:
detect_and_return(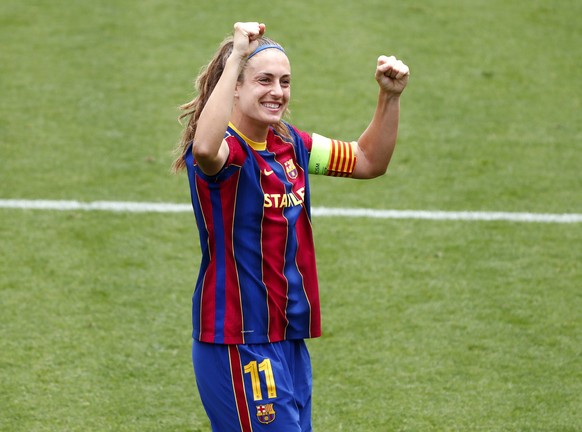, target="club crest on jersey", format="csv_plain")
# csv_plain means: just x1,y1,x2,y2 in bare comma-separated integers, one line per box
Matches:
256,403,276,424
284,159,298,180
